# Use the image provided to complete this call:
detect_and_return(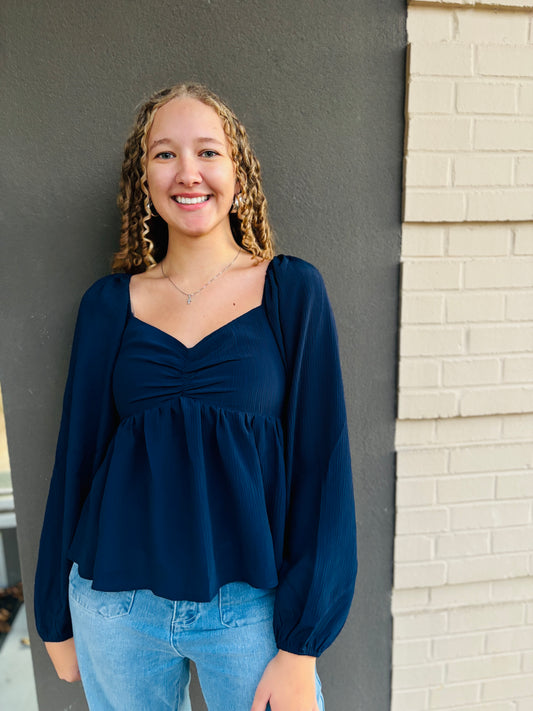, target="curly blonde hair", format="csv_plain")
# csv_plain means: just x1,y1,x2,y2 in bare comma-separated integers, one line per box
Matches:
111,83,275,274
